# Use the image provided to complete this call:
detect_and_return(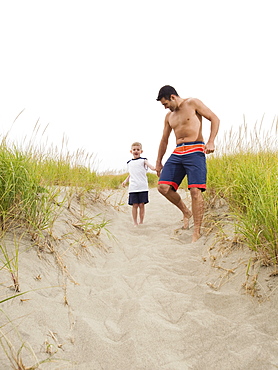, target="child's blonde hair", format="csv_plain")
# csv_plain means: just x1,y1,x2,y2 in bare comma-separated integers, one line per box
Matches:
131,142,142,149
